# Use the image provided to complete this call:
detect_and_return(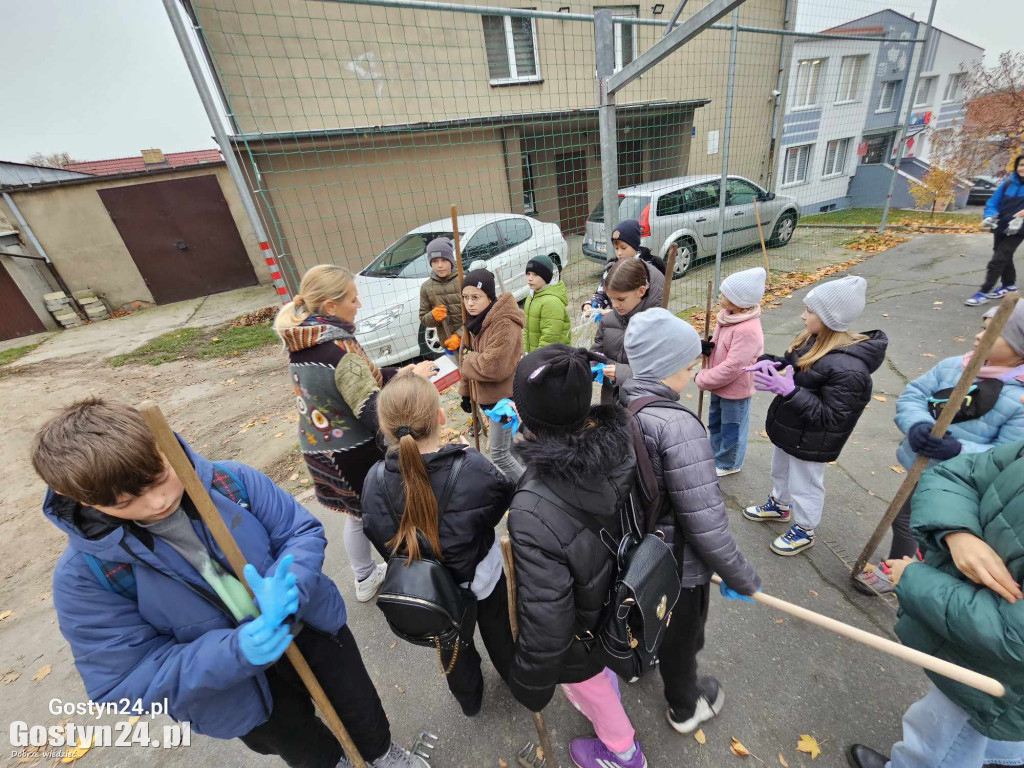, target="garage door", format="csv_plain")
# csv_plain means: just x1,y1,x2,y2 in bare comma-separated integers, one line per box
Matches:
0,263,46,341
98,175,258,304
